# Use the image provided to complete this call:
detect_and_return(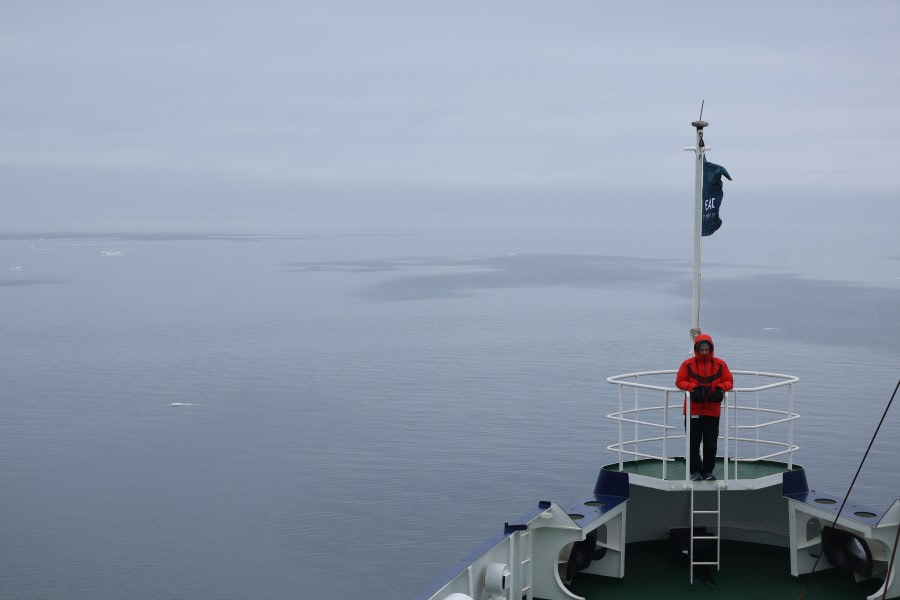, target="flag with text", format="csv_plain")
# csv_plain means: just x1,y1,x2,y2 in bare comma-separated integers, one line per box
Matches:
702,157,732,236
